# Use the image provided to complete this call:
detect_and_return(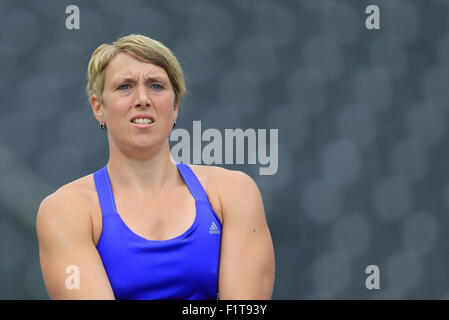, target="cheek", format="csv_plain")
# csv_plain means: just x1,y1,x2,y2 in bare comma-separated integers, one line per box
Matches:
103,99,128,119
